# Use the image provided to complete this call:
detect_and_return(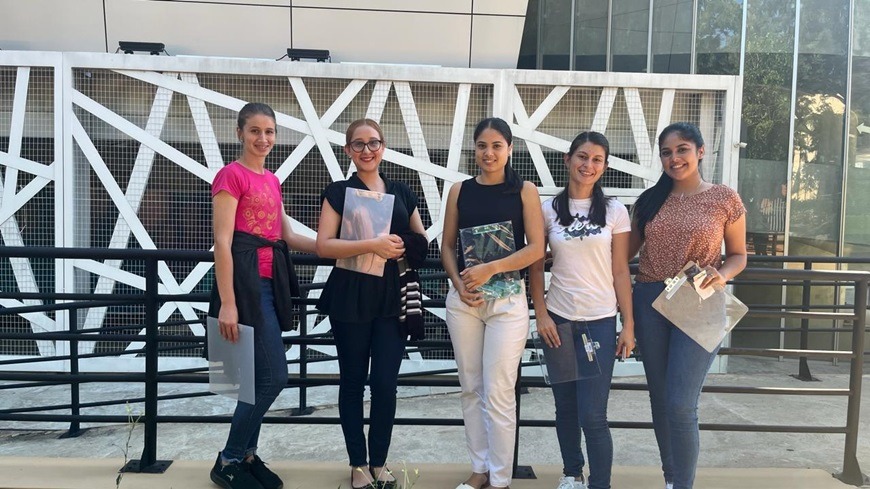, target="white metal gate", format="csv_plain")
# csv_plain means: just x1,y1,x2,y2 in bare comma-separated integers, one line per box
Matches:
0,51,742,373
